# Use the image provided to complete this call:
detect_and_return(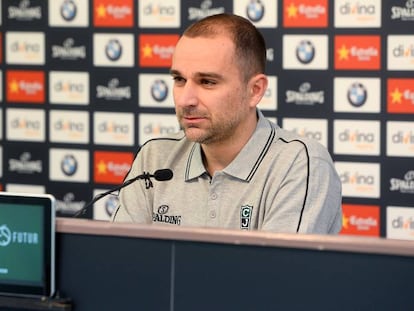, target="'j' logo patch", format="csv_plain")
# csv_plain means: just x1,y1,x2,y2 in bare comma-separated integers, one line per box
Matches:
240,205,253,230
